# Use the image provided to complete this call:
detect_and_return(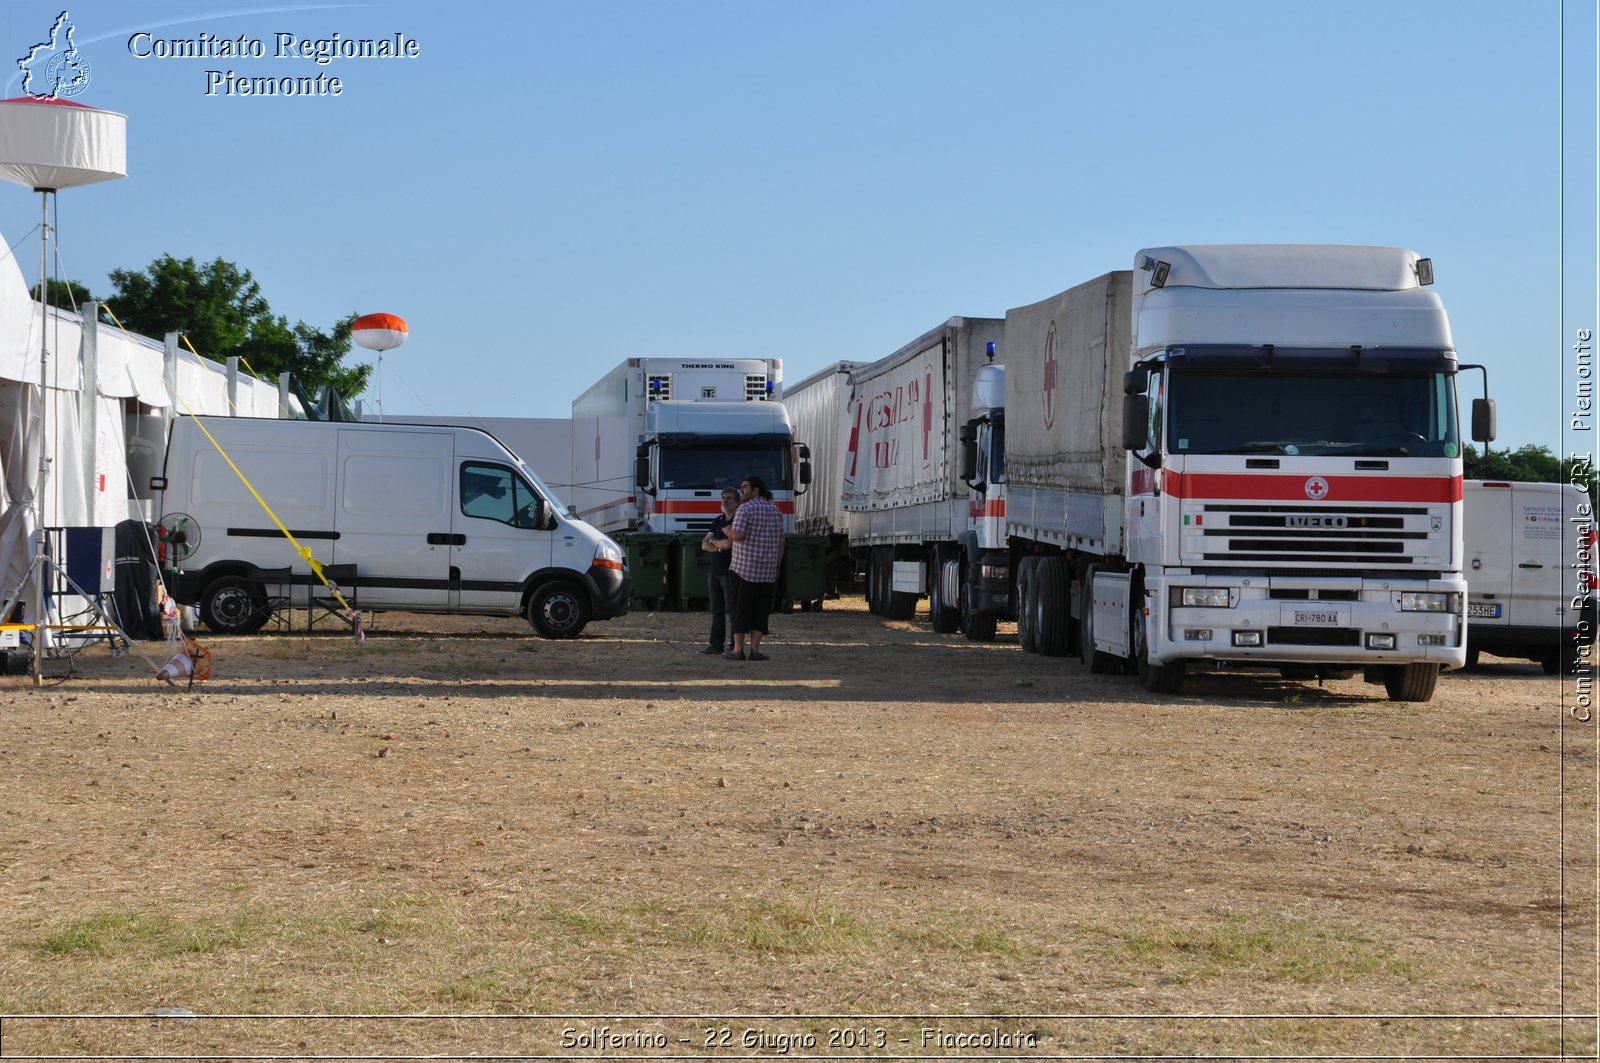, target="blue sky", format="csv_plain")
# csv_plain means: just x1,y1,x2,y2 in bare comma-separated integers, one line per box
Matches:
0,1,1591,456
